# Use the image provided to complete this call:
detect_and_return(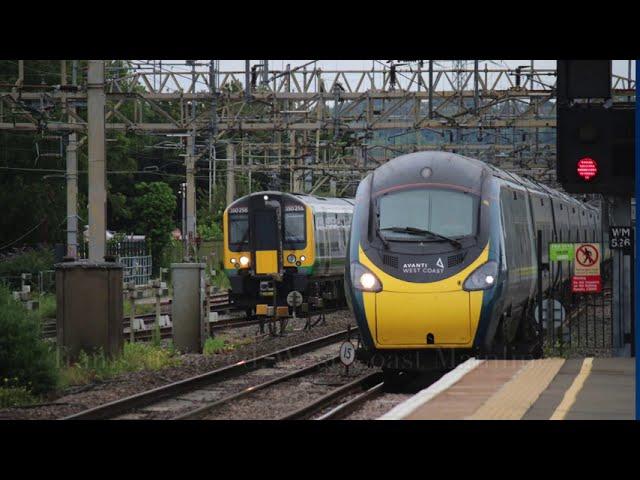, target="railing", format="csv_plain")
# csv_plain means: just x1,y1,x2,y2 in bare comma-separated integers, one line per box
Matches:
120,255,152,286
